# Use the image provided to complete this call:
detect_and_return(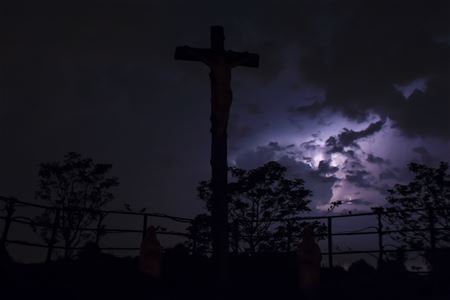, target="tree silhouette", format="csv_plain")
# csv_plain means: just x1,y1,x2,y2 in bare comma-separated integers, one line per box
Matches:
188,161,324,255
384,162,450,262
34,152,119,259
